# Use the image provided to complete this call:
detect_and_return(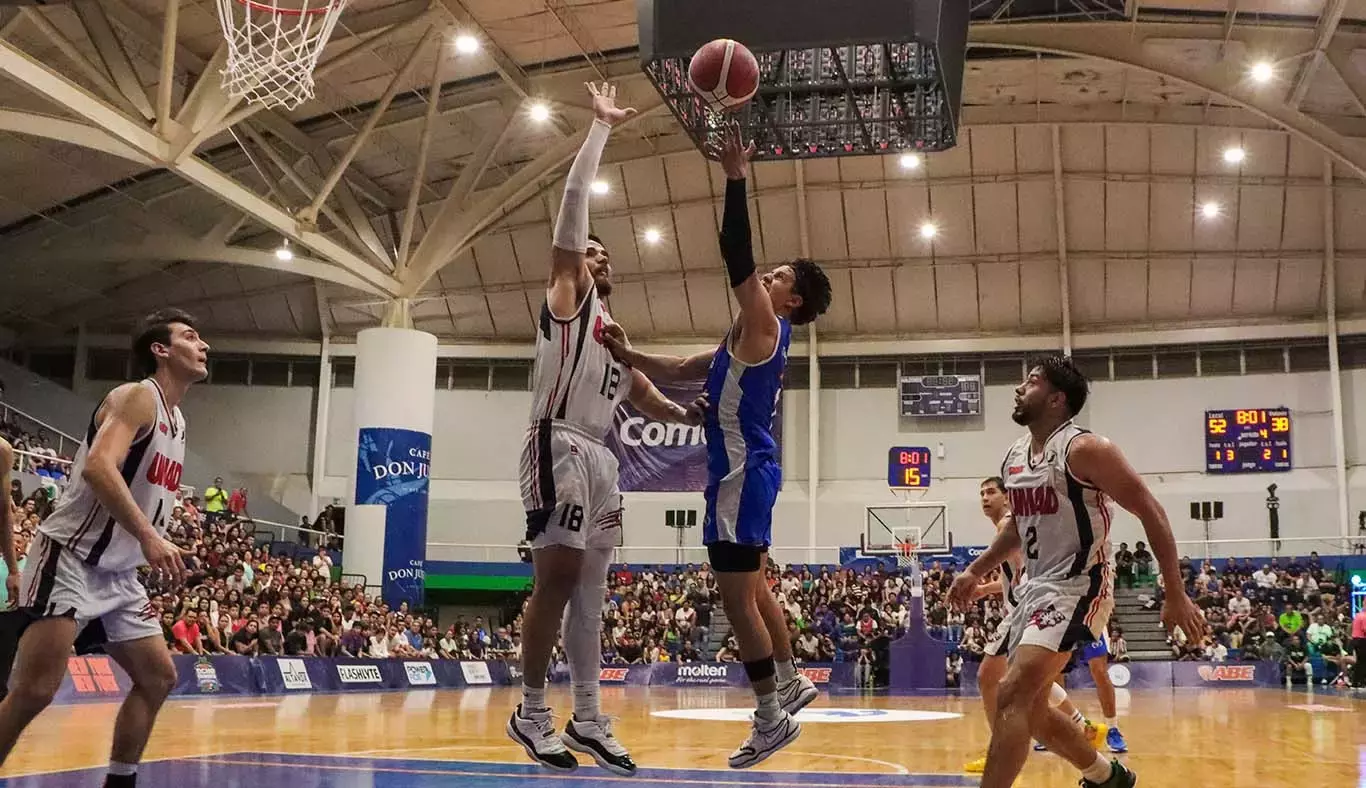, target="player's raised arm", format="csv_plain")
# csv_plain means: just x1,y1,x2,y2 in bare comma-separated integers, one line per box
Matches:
714,122,780,359
84,383,185,583
548,82,636,318
625,369,708,425
0,438,15,606
1067,433,1207,641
